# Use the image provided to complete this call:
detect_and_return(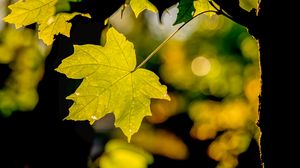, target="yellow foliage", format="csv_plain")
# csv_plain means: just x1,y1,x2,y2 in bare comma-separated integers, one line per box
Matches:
132,128,188,160
155,13,261,167
0,28,39,64
0,27,47,116
160,41,195,89
189,95,260,167
3,0,57,28
3,0,91,45
189,99,258,139
99,139,153,168
56,27,170,141
239,0,259,12
194,0,216,17
38,12,91,45
245,78,261,104
208,131,251,168
129,0,158,17
147,93,184,124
